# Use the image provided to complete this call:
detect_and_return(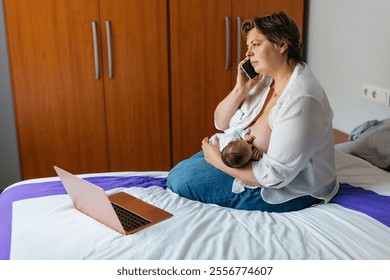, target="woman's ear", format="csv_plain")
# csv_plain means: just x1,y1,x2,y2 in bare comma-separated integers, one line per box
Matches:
279,41,288,54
